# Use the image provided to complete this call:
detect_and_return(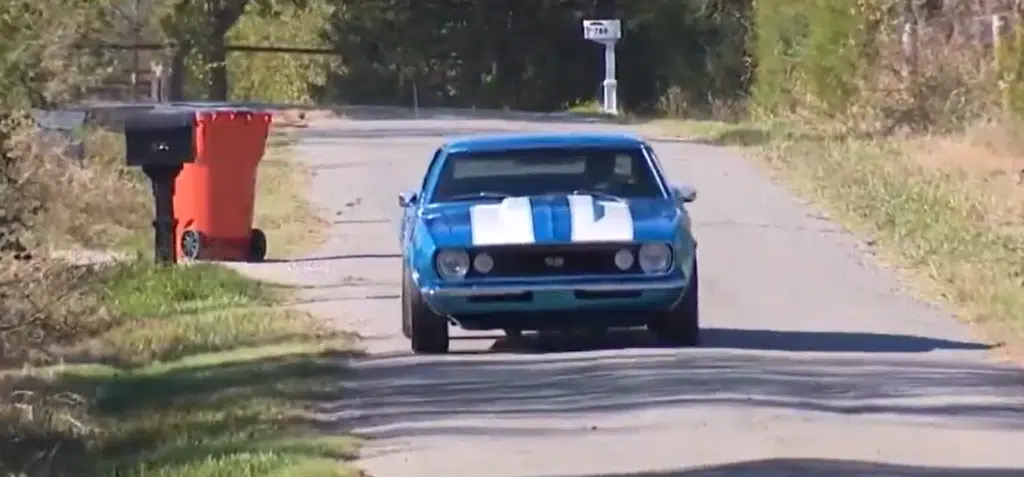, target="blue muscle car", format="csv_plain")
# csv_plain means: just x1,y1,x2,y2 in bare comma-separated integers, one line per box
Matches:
397,132,699,354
